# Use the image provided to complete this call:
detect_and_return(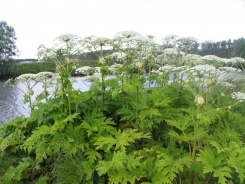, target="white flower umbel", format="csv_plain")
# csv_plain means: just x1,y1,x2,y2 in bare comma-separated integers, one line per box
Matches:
219,67,242,72
201,55,220,62
177,37,198,49
217,81,235,89
107,52,127,62
231,92,245,102
158,65,175,72
76,66,94,75
184,54,203,65
184,64,222,86
232,57,245,63
35,72,54,81
163,48,179,56
219,67,243,80
161,48,183,65
161,35,179,46
85,72,102,82
15,73,37,82
108,64,123,74
94,67,101,73
186,64,219,76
